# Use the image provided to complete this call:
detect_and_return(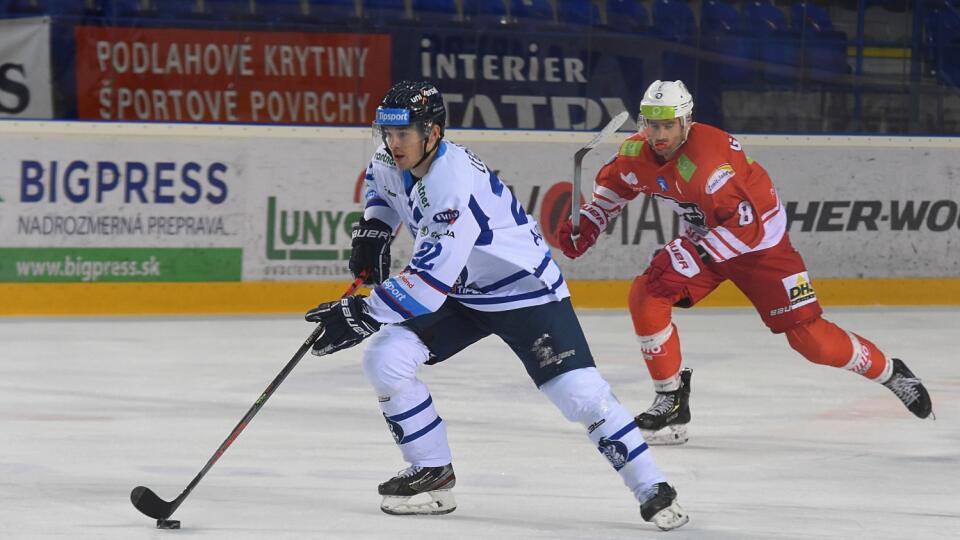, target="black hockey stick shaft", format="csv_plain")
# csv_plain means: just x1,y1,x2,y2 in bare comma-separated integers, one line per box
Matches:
131,275,366,521
571,110,630,239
